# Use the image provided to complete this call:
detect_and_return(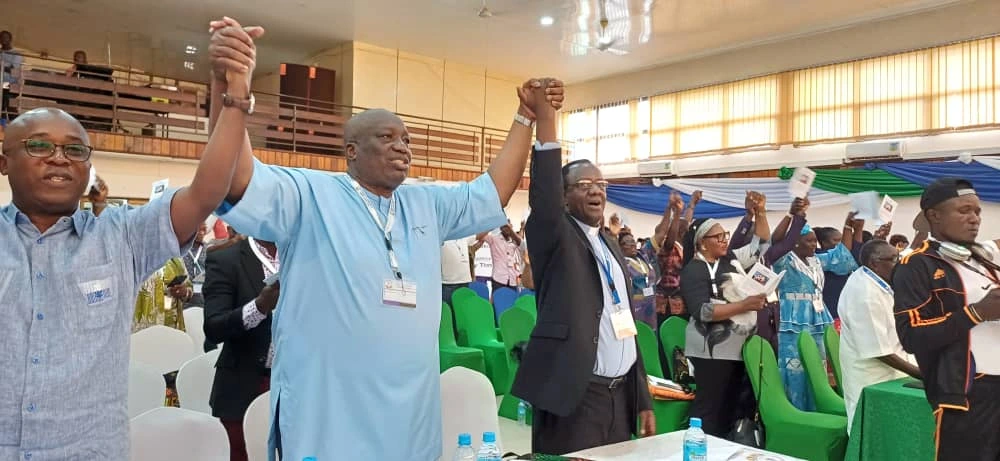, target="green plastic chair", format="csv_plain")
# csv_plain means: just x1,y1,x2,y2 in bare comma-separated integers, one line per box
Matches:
743,336,848,461
824,326,843,396
451,287,479,307
452,295,511,395
438,303,486,374
513,294,537,319
497,306,536,422
636,322,664,378
637,321,690,434
798,331,847,417
658,317,688,379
